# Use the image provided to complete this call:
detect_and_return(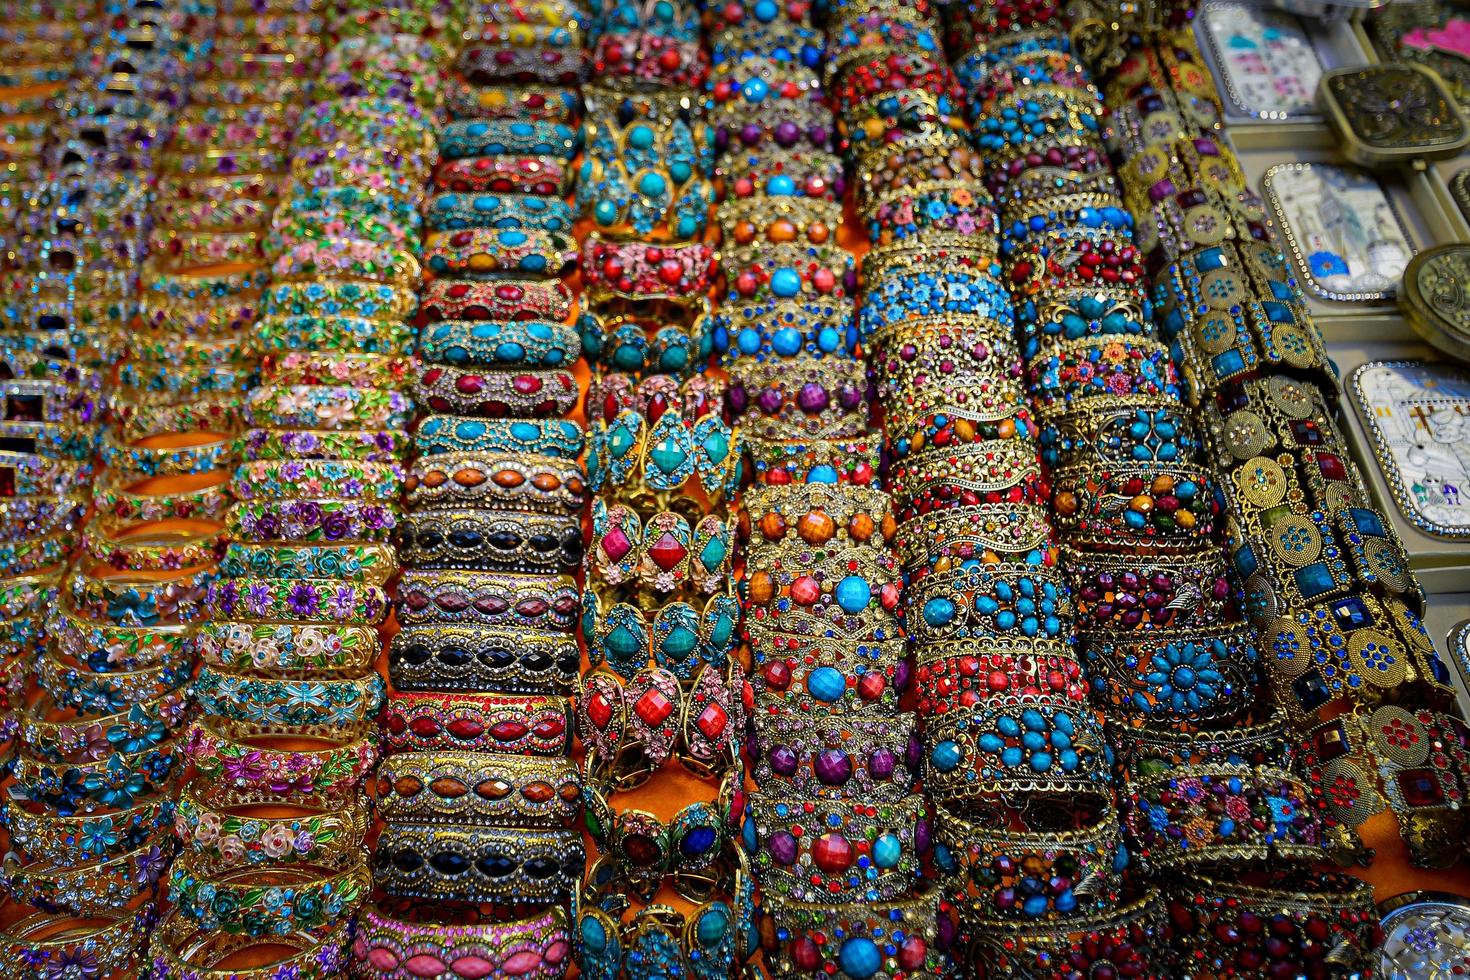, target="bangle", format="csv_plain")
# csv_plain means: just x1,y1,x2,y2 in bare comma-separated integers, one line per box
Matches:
586,391,742,506
457,43,588,85
146,228,264,270
404,451,586,515
961,888,1167,978
390,624,579,695
49,600,191,674
746,791,928,902
382,692,571,755
1080,623,1261,724
888,439,1044,522
593,31,708,87
396,510,581,574
36,648,192,714
912,636,1090,716
252,314,416,357
433,154,572,196
858,261,1011,340
292,98,436,159
576,665,744,784
410,364,580,418
0,451,95,497
9,740,181,818
4,792,175,866
260,352,413,389
587,503,735,599
0,902,155,979
193,667,386,730
99,430,235,480
444,76,581,120
0,527,77,576
175,787,368,869
92,476,232,526
354,901,572,980
580,767,734,902
752,711,918,801
20,684,189,763
1166,871,1378,978
579,307,714,379
742,547,903,646
185,718,377,809
581,236,717,307
419,318,580,368
146,909,351,980
748,631,907,716
245,383,414,431
239,427,408,464
0,493,87,543
66,567,213,627
228,499,399,544
741,482,896,555
1065,547,1237,632
169,851,369,938
112,398,246,445
218,543,398,585
196,621,380,674
423,228,577,280
439,120,580,161
373,824,584,904
1025,336,1182,412
2,842,171,916
231,459,405,504
372,751,580,827
264,279,417,323
726,357,869,441
0,420,98,463
424,191,576,233
81,521,226,573
923,693,1111,802
396,570,579,630
420,277,574,322
713,297,855,366
206,577,389,625
760,887,941,980
745,435,882,487
896,502,1053,574
581,589,742,682
905,561,1071,644
413,416,584,458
